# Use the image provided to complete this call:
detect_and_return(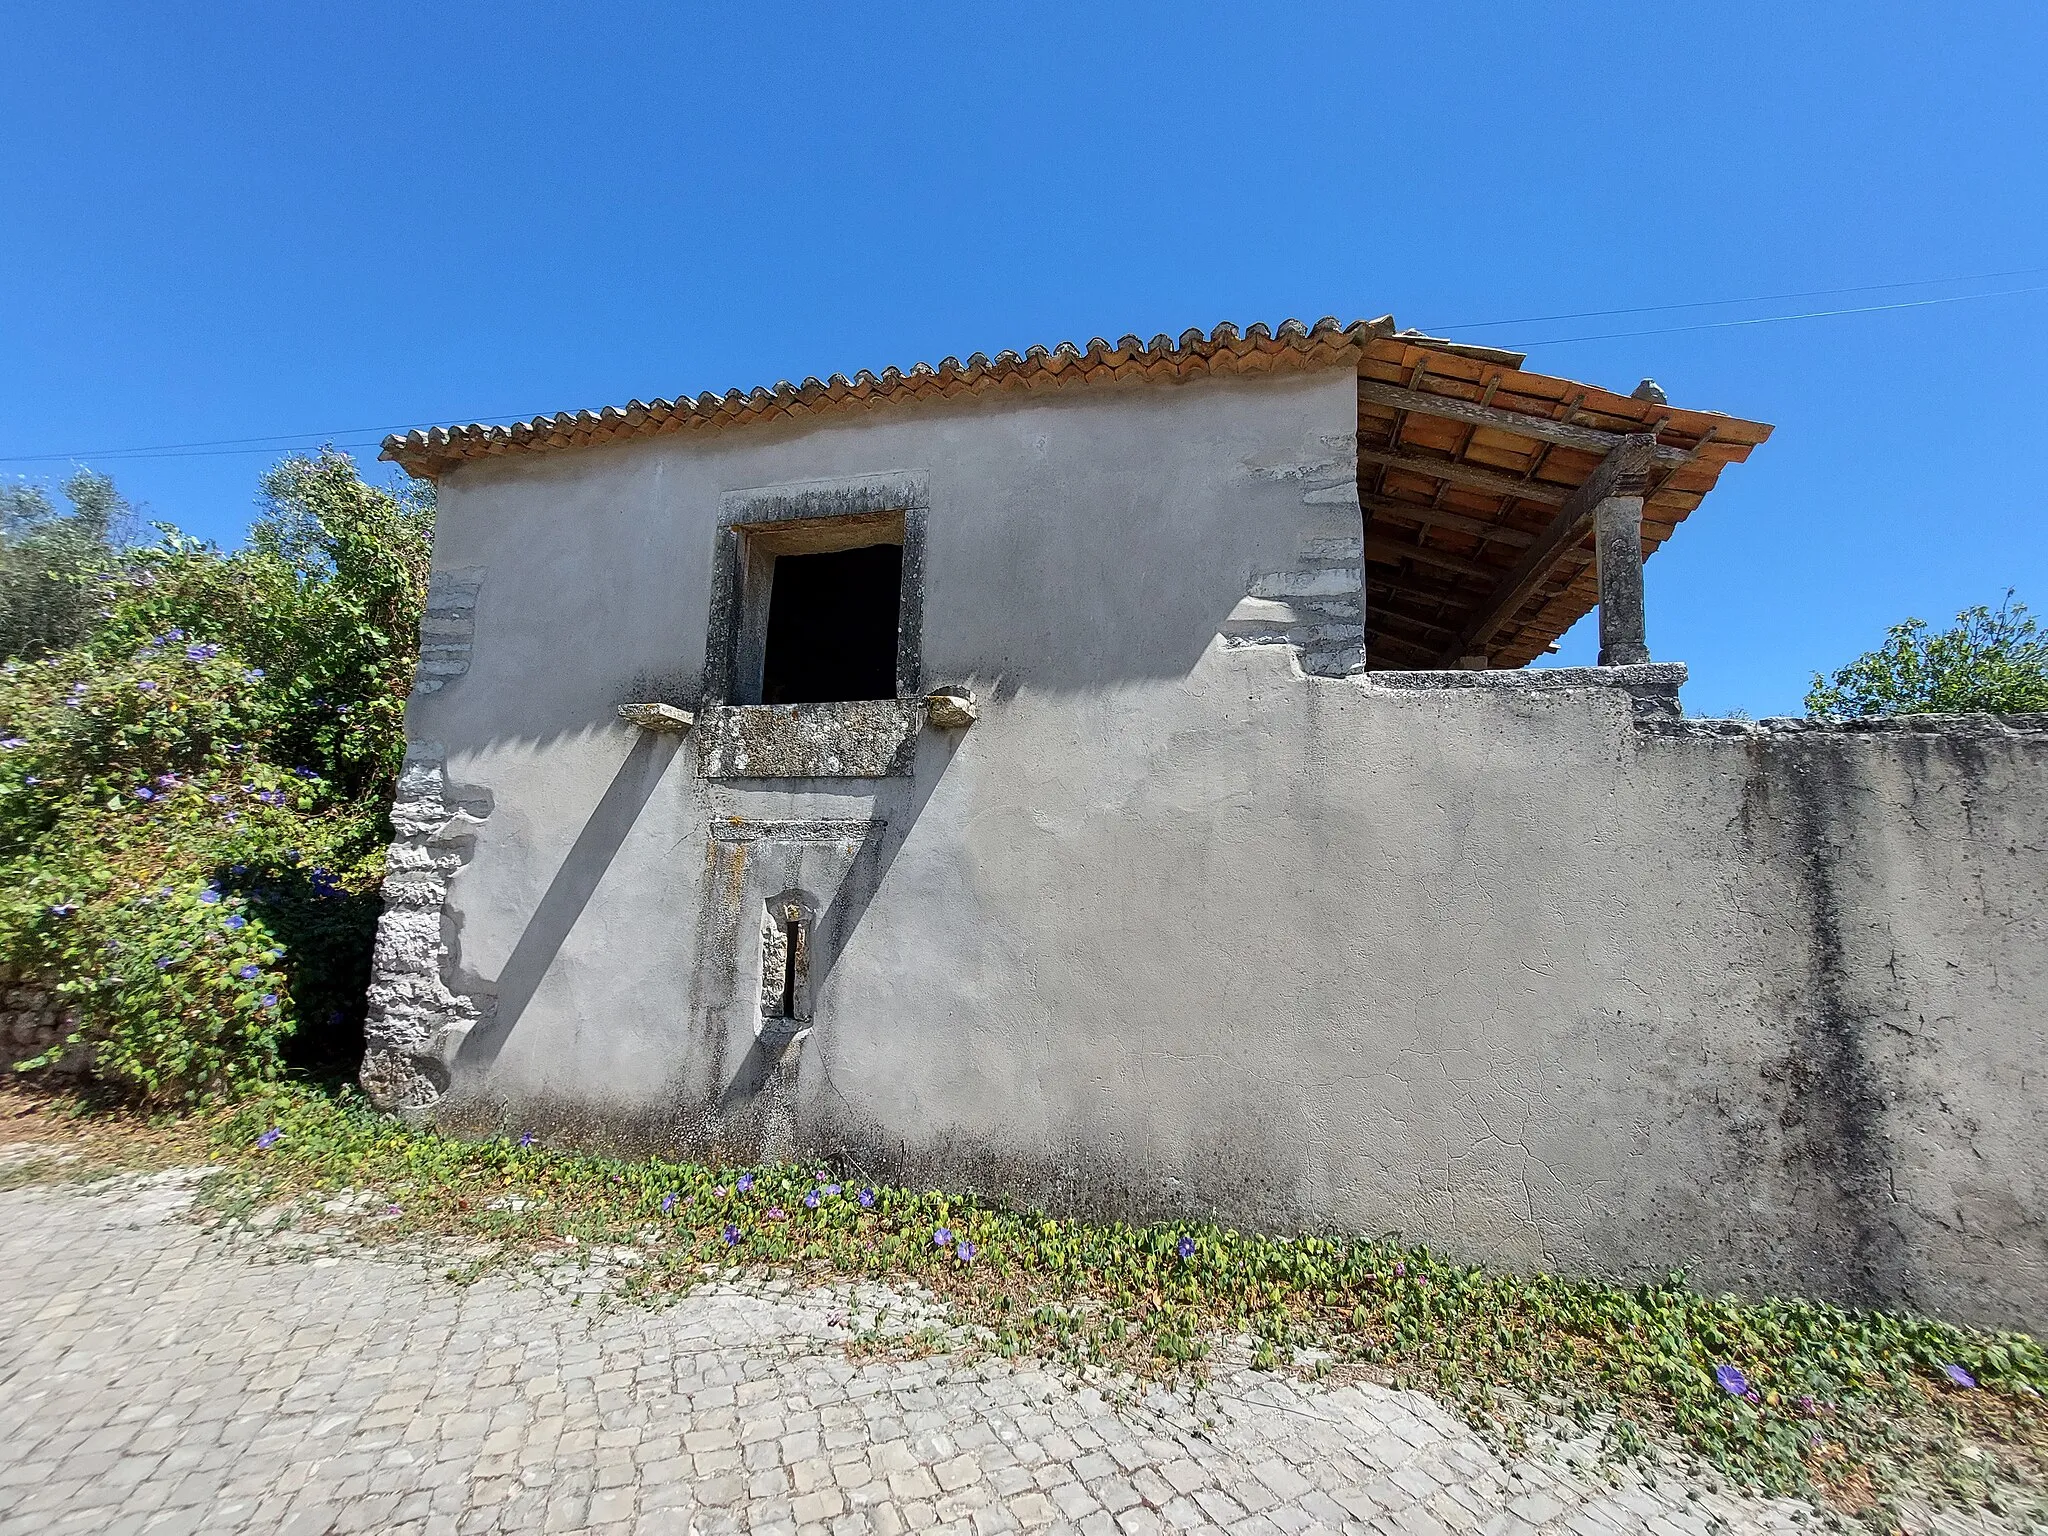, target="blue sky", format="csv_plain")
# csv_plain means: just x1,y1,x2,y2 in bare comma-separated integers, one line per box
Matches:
3,3,2043,716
